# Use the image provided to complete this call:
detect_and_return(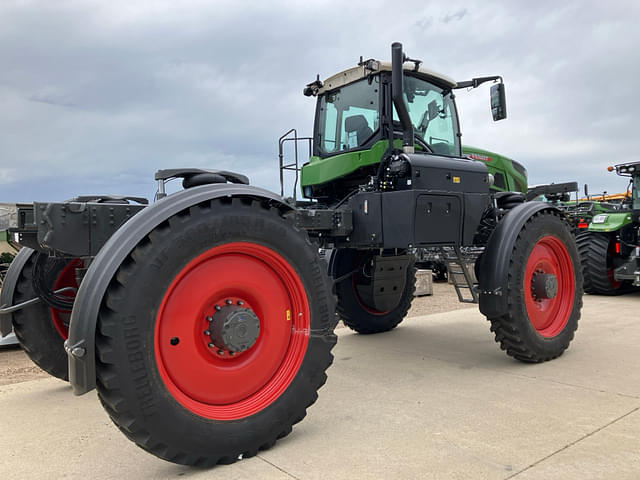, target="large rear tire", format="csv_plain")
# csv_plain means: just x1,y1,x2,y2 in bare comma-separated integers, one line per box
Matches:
95,198,337,466
10,250,79,380
487,211,582,362
576,232,628,295
332,249,416,334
